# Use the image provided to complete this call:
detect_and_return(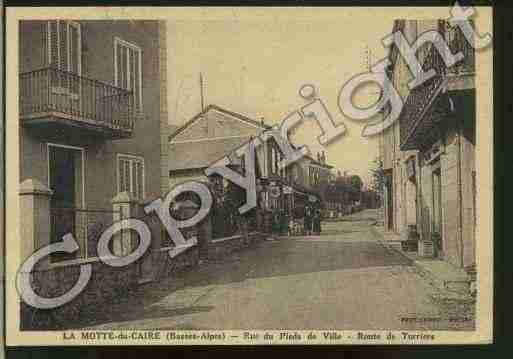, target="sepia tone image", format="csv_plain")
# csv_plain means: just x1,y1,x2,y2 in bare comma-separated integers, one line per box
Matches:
5,6,493,345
